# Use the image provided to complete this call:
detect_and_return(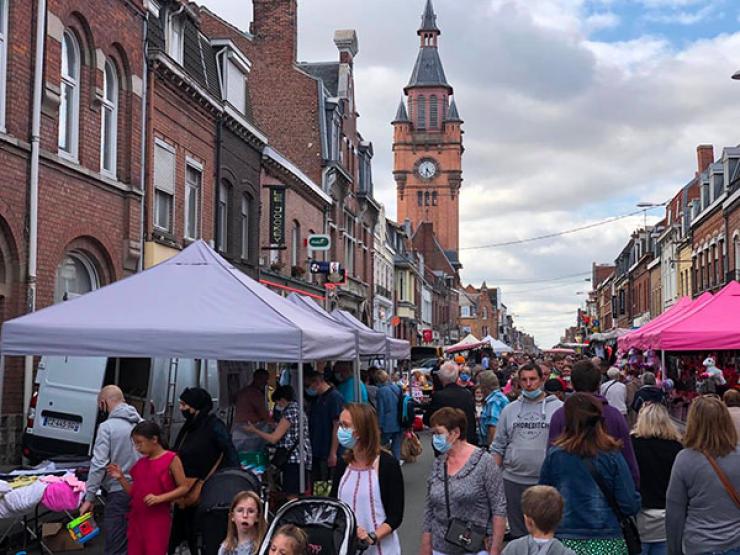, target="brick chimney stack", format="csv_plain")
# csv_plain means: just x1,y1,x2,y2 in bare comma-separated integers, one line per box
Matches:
251,0,297,65
696,144,714,175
